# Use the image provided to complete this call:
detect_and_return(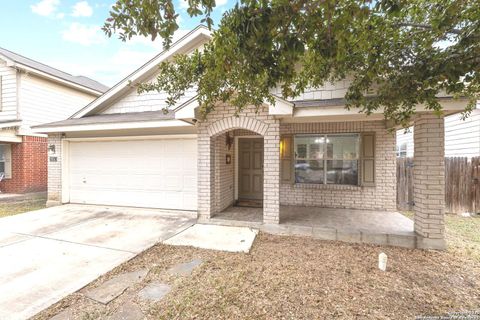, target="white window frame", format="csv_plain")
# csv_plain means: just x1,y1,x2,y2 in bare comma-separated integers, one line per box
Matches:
0,144,12,179
0,75,2,111
294,133,360,186
396,142,408,158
